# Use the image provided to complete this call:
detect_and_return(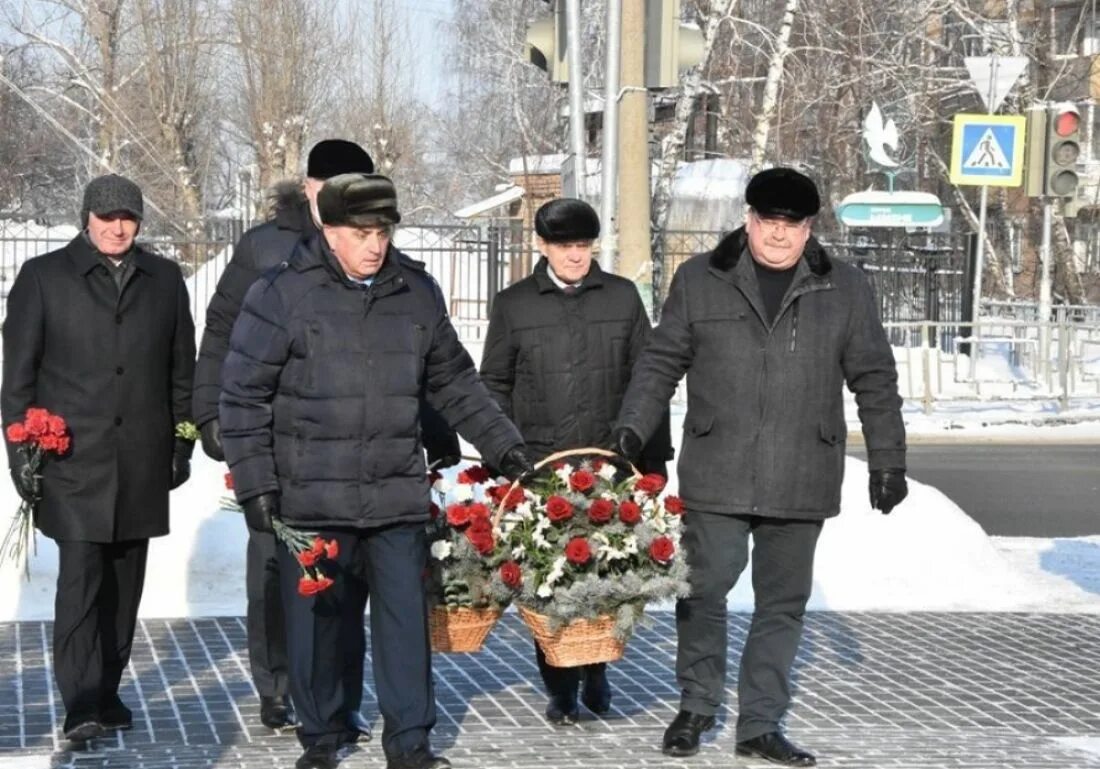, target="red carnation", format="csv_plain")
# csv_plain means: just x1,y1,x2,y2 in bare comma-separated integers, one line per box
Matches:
488,484,524,510
618,500,641,525
458,465,492,485
465,516,495,554
663,495,685,515
467,517,492,537
467,502,491,521
24,408,49,437
56,435,71,454
446,504,471,527
588,498,614,524
5,423,28,444
47,415,66,436
564,537,591,565
635,473,667,495
324,539,339,560
297,549,318,567
545,495,574,523
310,537,325,557
569,470,596,493
500,560,522,588
37,434,60,452
649,536,675,564
297,575,333,596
